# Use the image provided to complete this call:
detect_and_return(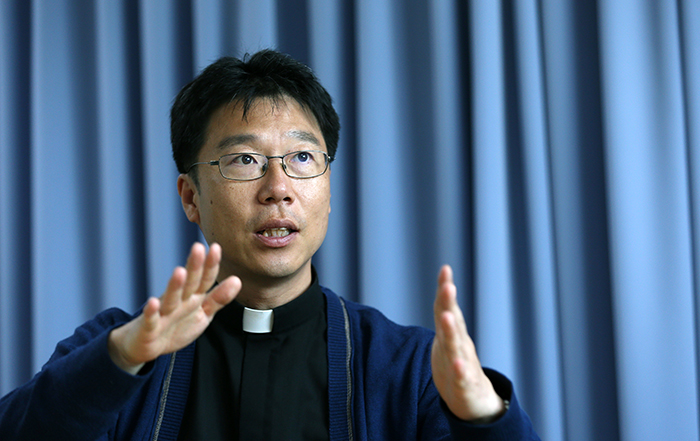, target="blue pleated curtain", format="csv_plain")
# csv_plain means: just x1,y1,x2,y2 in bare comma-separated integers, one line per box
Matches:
1,1,699,440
